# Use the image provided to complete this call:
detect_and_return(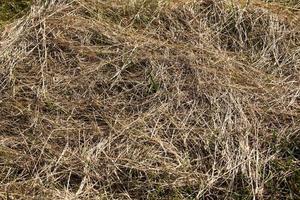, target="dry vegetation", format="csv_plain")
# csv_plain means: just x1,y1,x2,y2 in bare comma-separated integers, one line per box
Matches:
0,0,31,27
0,0,299,199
